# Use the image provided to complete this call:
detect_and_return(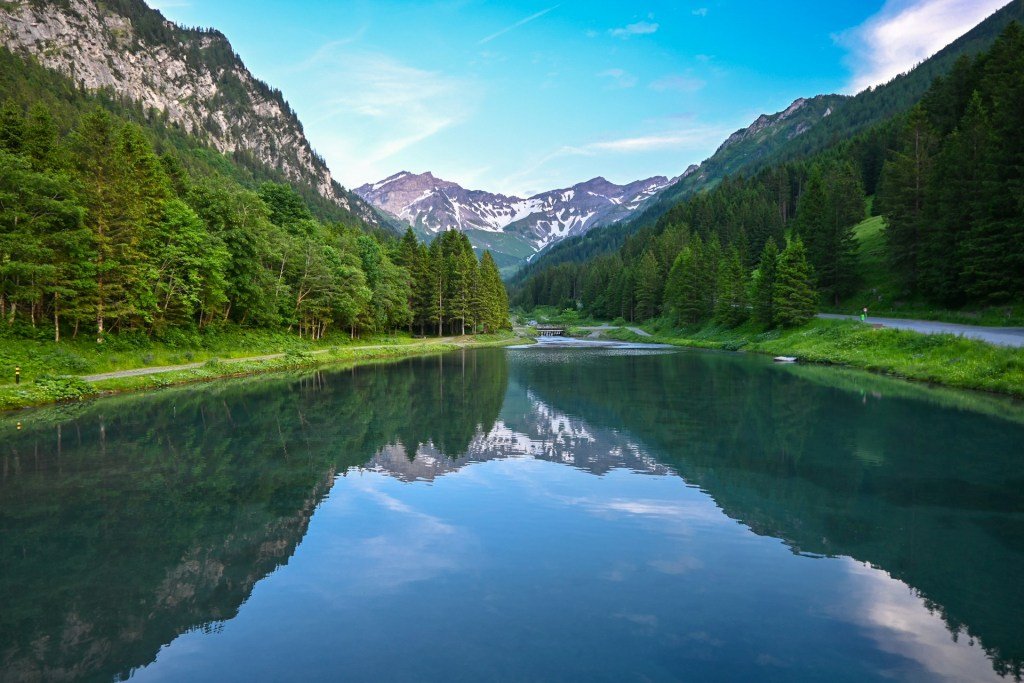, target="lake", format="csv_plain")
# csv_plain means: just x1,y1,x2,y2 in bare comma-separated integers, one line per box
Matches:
2,341,1023,682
